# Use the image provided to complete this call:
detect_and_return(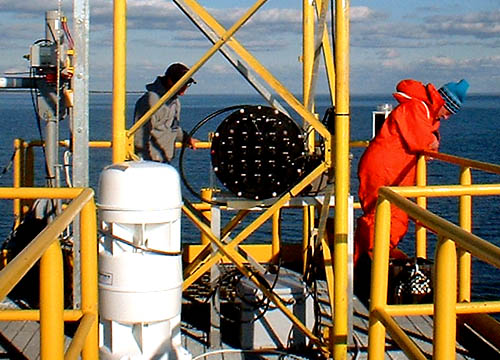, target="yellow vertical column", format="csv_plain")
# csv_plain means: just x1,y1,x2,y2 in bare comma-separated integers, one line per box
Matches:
40,241,64,360
434,236,457,359
201,188,213,245
415,155,427,258
368,197,391,359
13,139,23,228
333,0,350,358
272,210,281,263
112,0,127,163
81,199,99,359
458,167,472,301
303,0,314,114
302,0,316,275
